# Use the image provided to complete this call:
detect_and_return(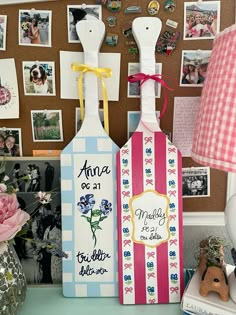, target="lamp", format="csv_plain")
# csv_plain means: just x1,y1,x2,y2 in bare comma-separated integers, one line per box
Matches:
191,23,236,302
